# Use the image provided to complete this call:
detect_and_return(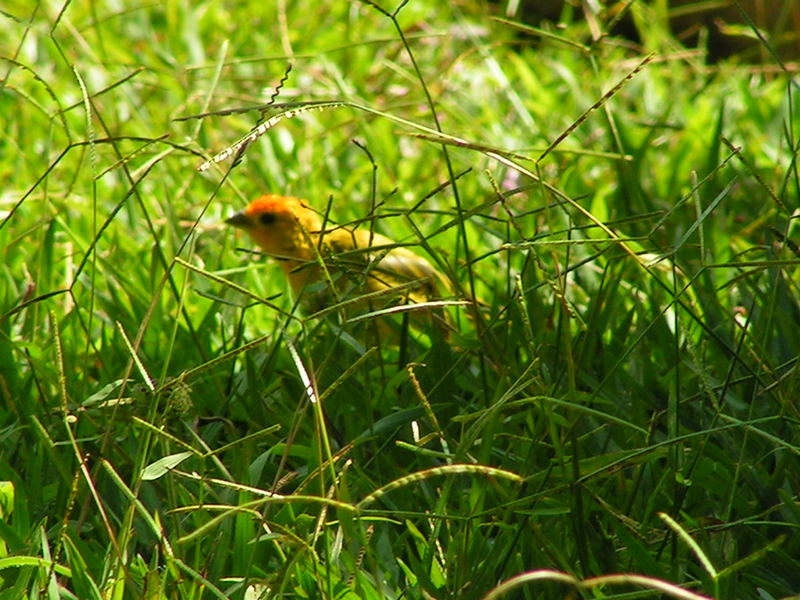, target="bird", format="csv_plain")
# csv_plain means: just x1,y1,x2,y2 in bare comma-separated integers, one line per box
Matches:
226,194,451,338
